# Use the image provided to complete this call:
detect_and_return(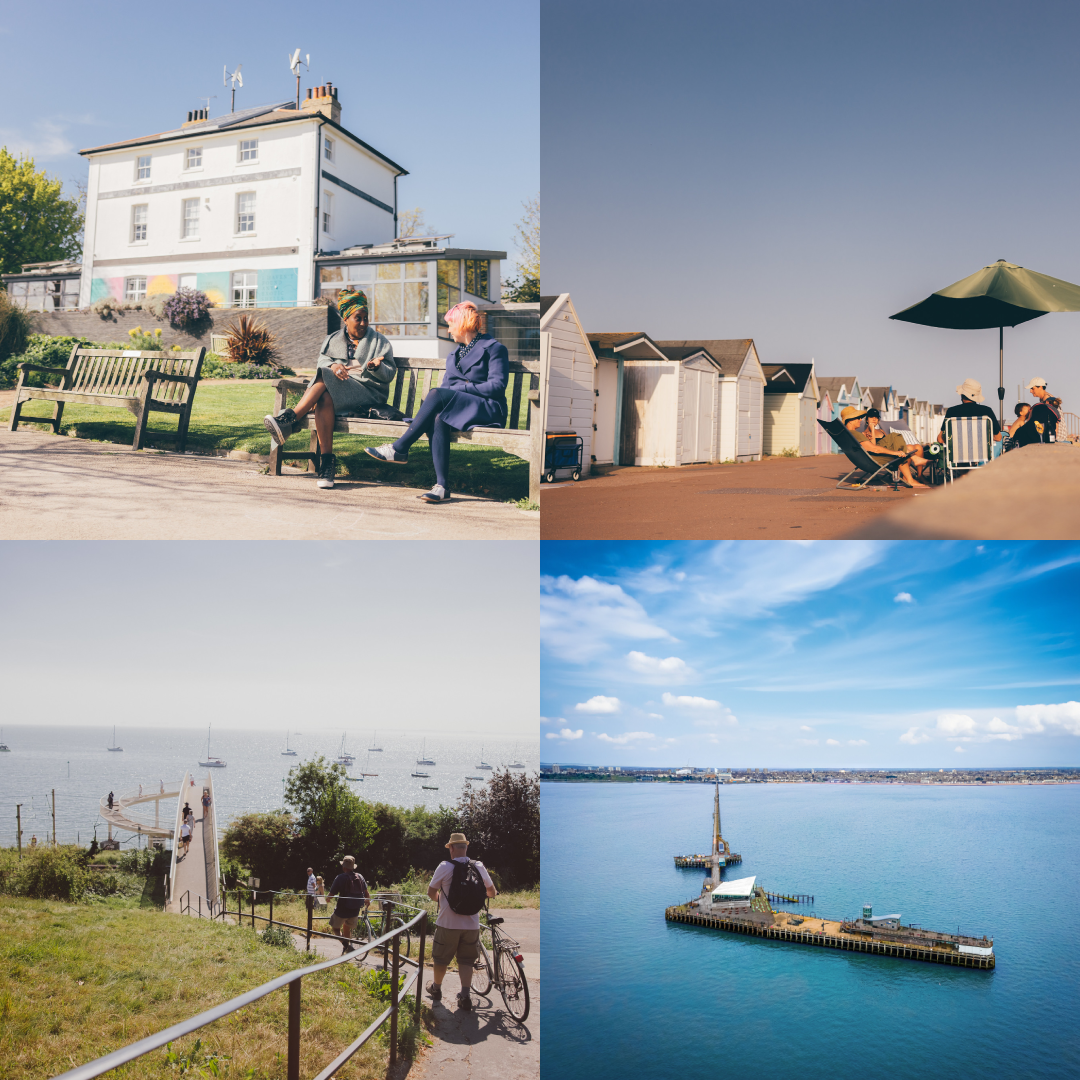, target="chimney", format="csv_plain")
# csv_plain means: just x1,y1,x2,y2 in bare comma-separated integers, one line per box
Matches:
182,108,209,128
301,82,341,124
